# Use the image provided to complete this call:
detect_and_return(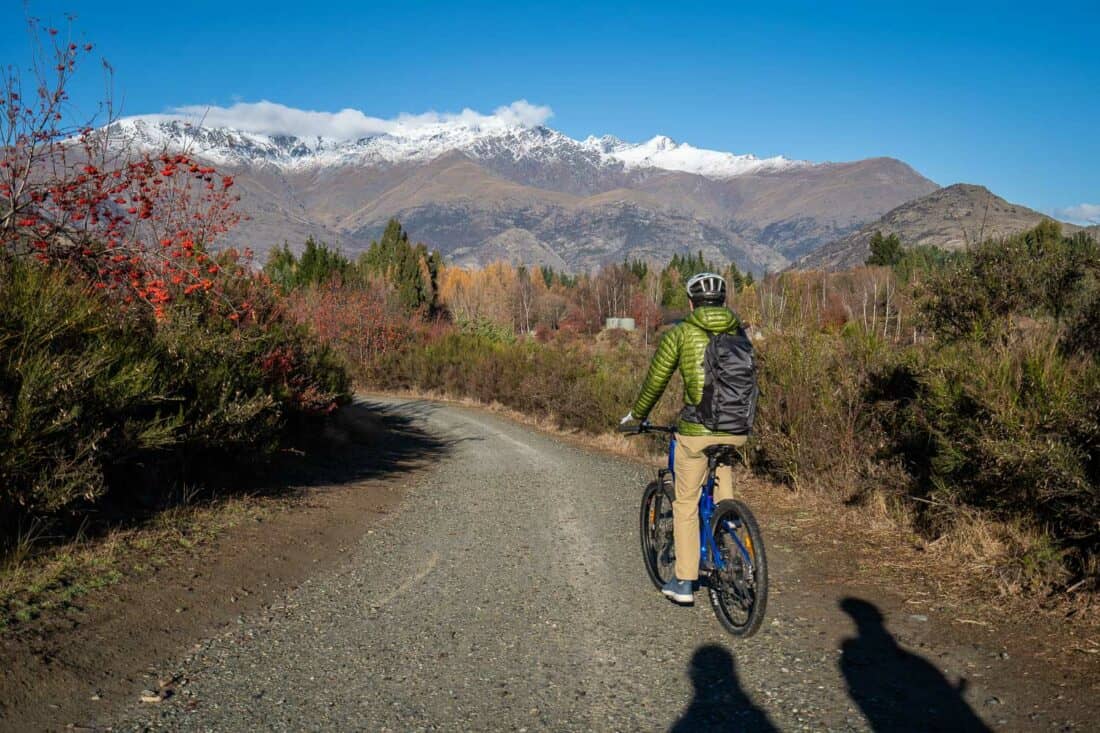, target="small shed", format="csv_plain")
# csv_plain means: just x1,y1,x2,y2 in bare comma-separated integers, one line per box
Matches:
604,317,636,331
